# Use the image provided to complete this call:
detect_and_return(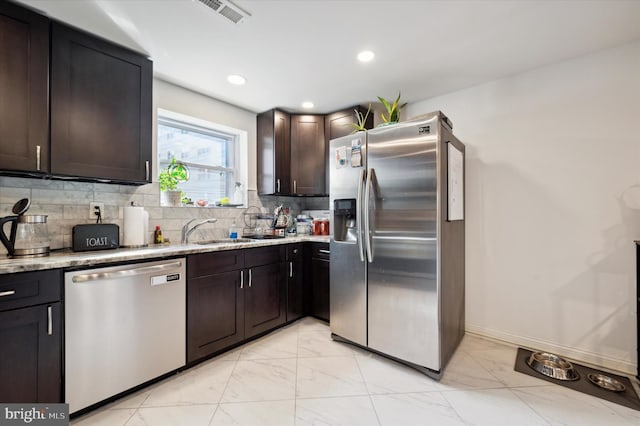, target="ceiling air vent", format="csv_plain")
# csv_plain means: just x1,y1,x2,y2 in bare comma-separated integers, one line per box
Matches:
197,0,251,24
